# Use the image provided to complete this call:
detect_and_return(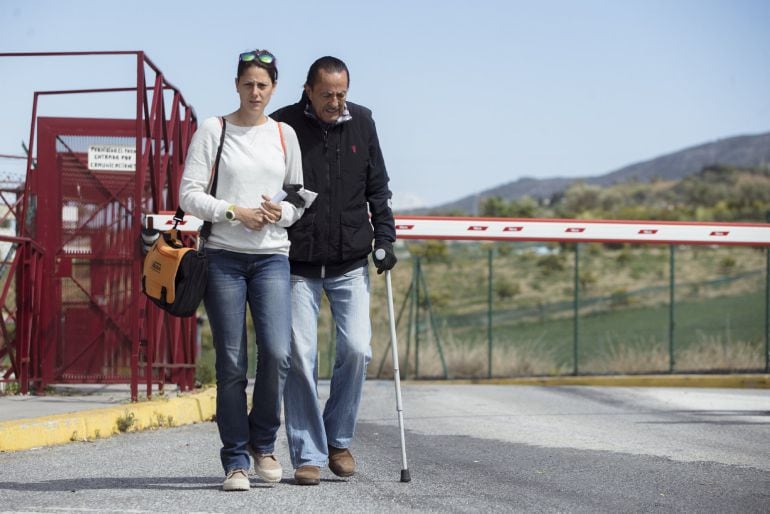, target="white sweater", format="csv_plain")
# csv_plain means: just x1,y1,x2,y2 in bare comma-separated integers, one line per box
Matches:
179,116,304,255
